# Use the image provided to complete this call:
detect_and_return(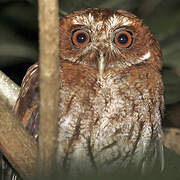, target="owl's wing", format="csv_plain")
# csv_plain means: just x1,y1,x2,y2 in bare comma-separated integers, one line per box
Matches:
141,95,164,173
157,97,165,172
154,95,165,172
1,63,40,180
14,63,40,139
141,130,164,173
